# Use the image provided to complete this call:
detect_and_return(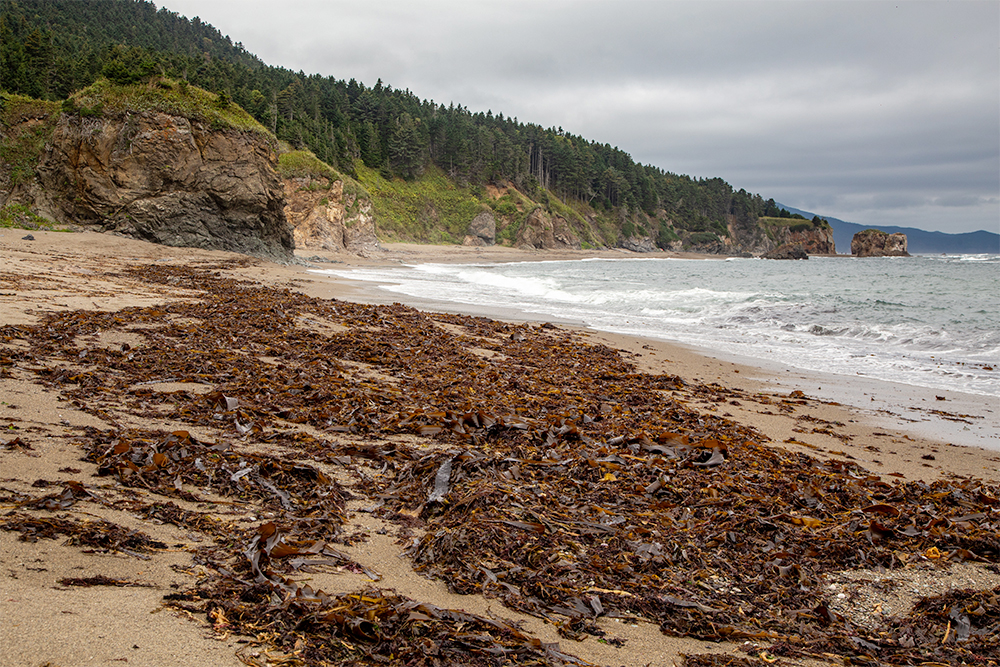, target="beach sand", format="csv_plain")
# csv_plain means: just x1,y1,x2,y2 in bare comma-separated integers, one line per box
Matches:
2,230,997,667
